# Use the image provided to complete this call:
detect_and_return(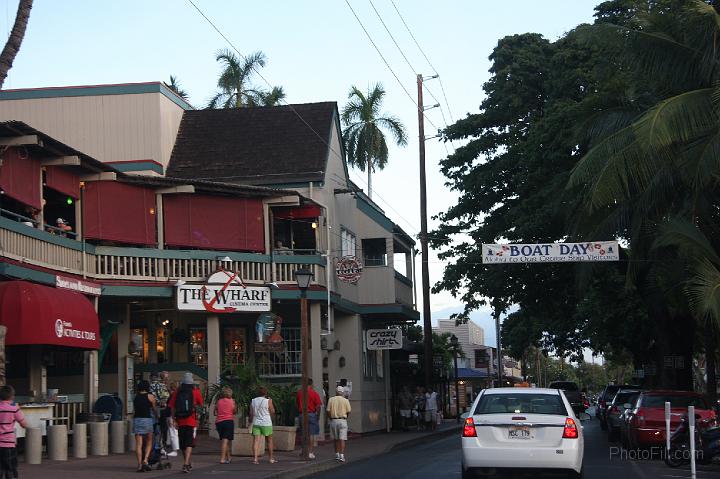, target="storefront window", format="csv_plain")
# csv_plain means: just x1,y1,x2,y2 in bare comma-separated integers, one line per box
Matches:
223,328,246,367
156,328,168,363
130,328,148,363
189,327,208,368
257,327,301,377
362,331,377,379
